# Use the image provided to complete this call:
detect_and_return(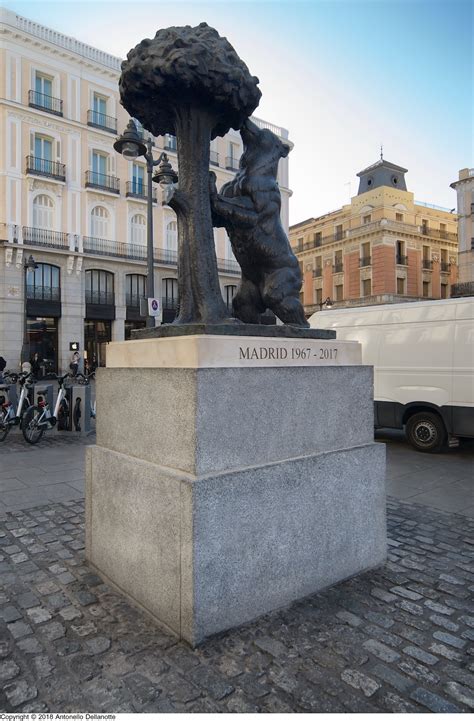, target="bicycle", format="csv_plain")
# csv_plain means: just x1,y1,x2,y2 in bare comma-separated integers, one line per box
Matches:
0,371,34,441
22,372,78,444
